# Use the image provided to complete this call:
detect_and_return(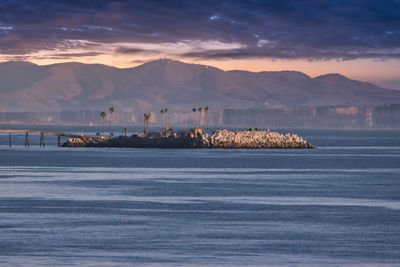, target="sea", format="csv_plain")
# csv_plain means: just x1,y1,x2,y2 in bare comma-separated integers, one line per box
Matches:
0,126,399,266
